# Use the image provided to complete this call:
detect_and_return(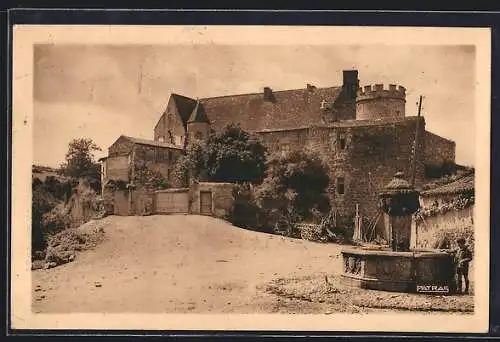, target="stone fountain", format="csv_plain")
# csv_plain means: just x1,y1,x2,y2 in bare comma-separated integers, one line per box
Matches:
341,172,455,294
